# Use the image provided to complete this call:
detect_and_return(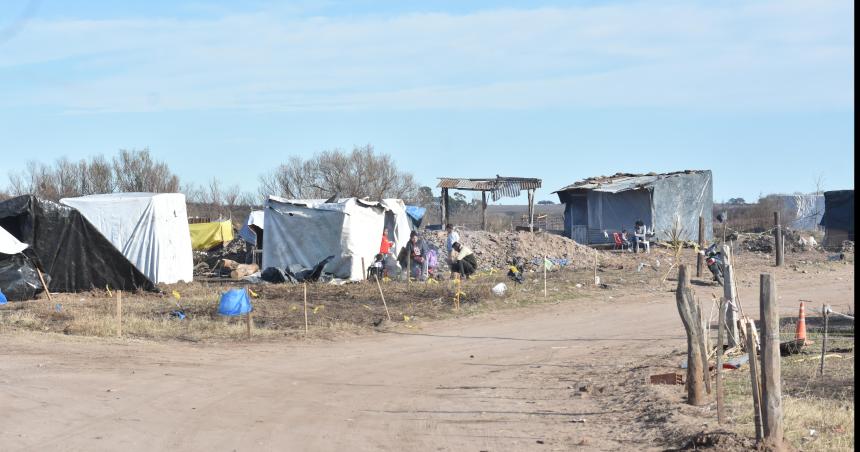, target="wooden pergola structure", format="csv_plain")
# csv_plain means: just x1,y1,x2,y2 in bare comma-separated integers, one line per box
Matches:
436,176,543,231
